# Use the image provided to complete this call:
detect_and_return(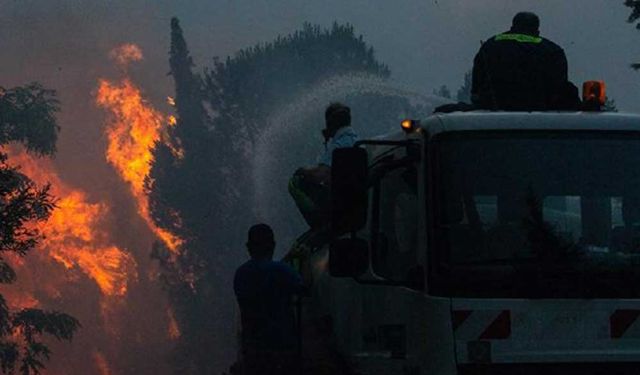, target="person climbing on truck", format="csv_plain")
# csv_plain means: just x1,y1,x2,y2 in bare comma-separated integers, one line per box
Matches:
471,11,581,111
318,102,358,168
288,103,358,252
